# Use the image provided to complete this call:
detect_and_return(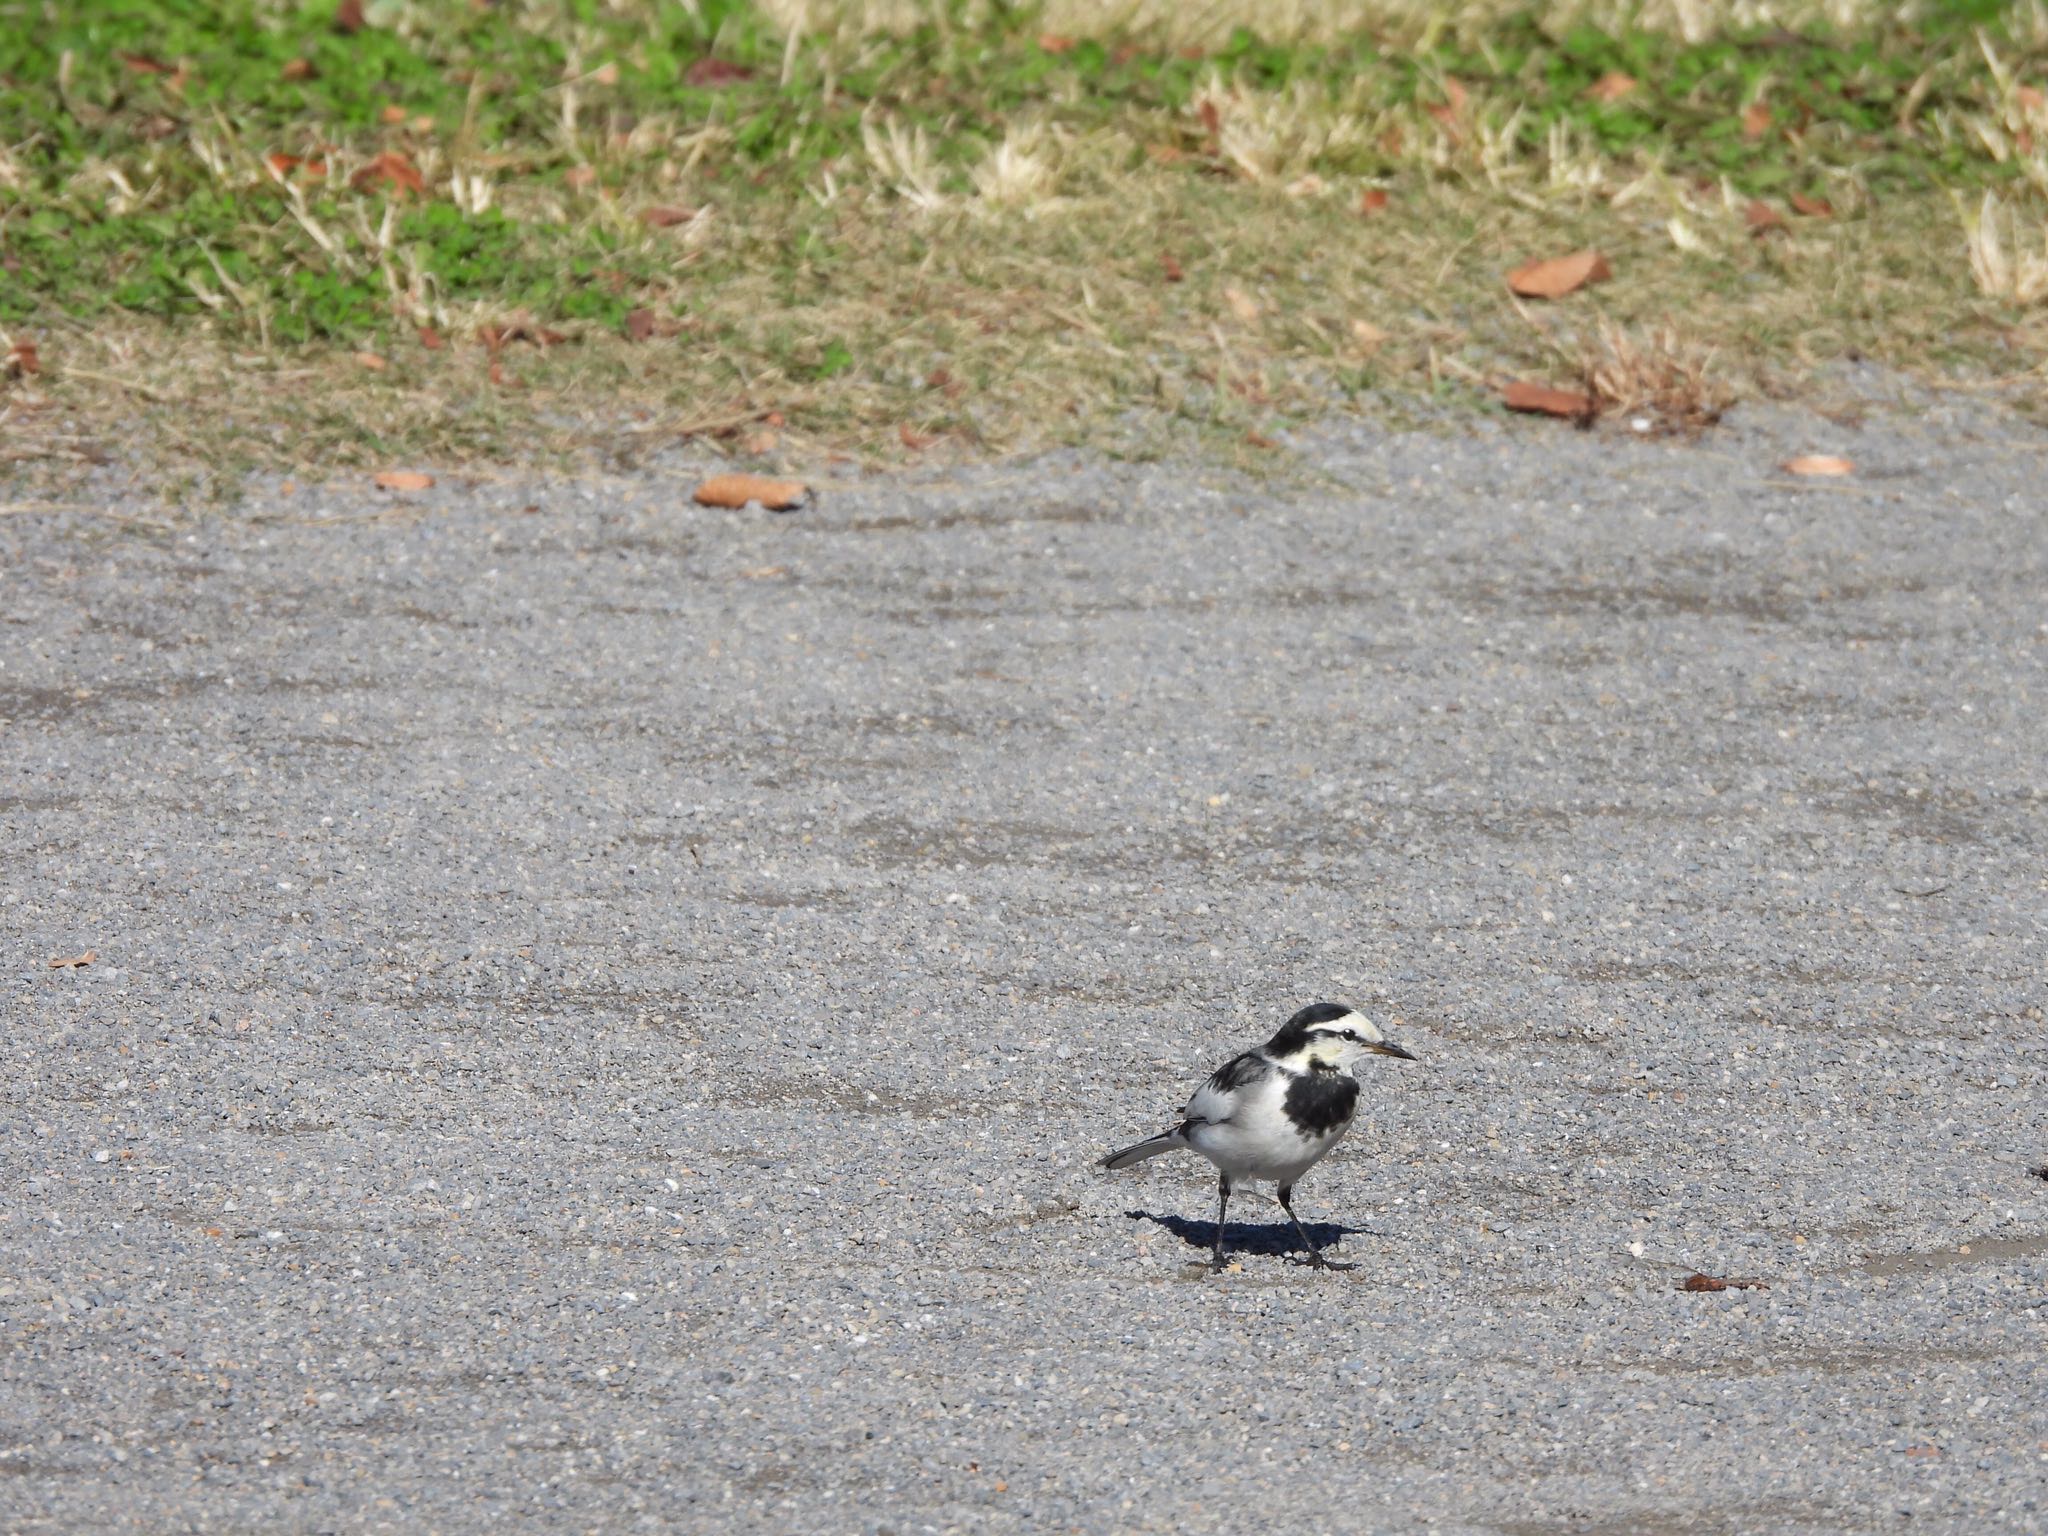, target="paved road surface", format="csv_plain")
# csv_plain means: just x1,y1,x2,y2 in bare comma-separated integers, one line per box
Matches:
4,393,2046,1533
